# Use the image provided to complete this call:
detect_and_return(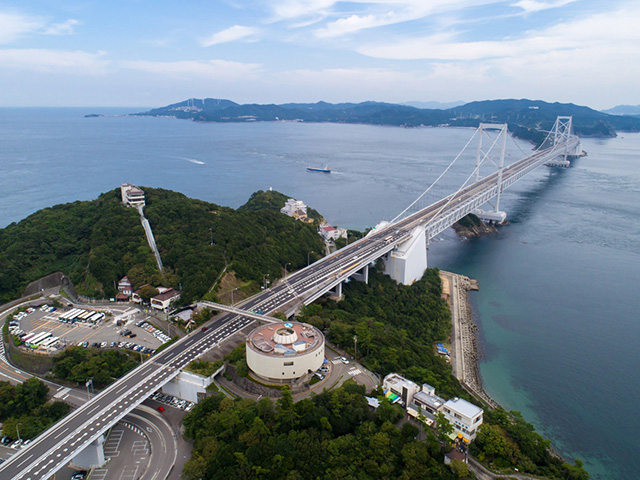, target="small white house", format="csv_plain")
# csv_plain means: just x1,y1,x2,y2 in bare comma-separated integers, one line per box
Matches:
151,288,180,311
118,276,133,296
319,225,347,241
